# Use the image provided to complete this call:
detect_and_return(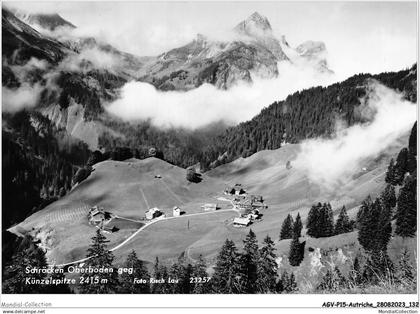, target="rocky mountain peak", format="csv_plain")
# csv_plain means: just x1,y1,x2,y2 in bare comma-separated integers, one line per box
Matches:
247,12,272,31
234,11,273,38
10,8,76,31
